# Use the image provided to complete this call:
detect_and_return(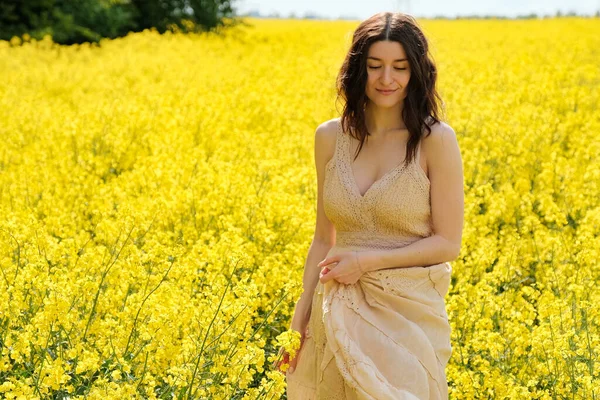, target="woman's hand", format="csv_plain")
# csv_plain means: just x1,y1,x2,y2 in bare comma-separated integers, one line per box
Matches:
272,324,308,376
272,298,311,376
318,251,367,285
